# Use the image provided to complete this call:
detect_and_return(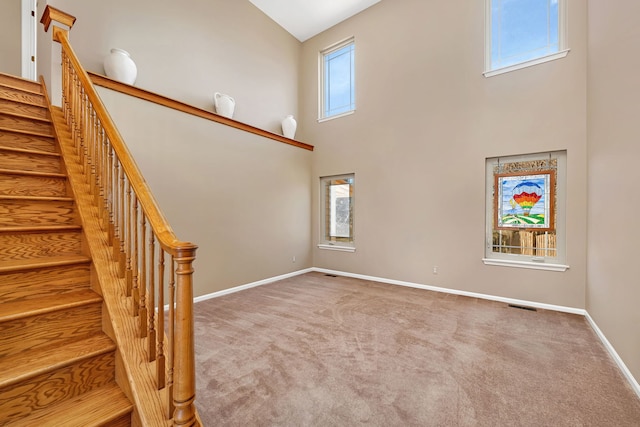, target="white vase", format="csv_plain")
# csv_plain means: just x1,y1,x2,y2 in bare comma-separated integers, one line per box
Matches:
214,92,235,118
281,115,297,139
103,48,137,85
